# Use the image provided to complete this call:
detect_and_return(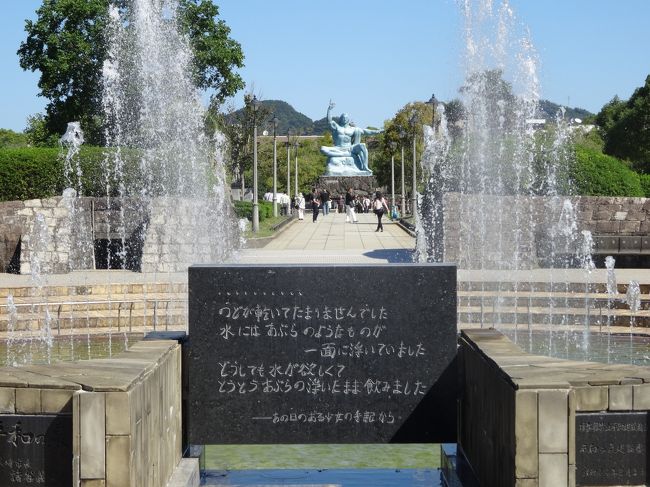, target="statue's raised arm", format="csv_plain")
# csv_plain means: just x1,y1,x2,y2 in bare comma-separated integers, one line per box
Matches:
320,100,381,176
